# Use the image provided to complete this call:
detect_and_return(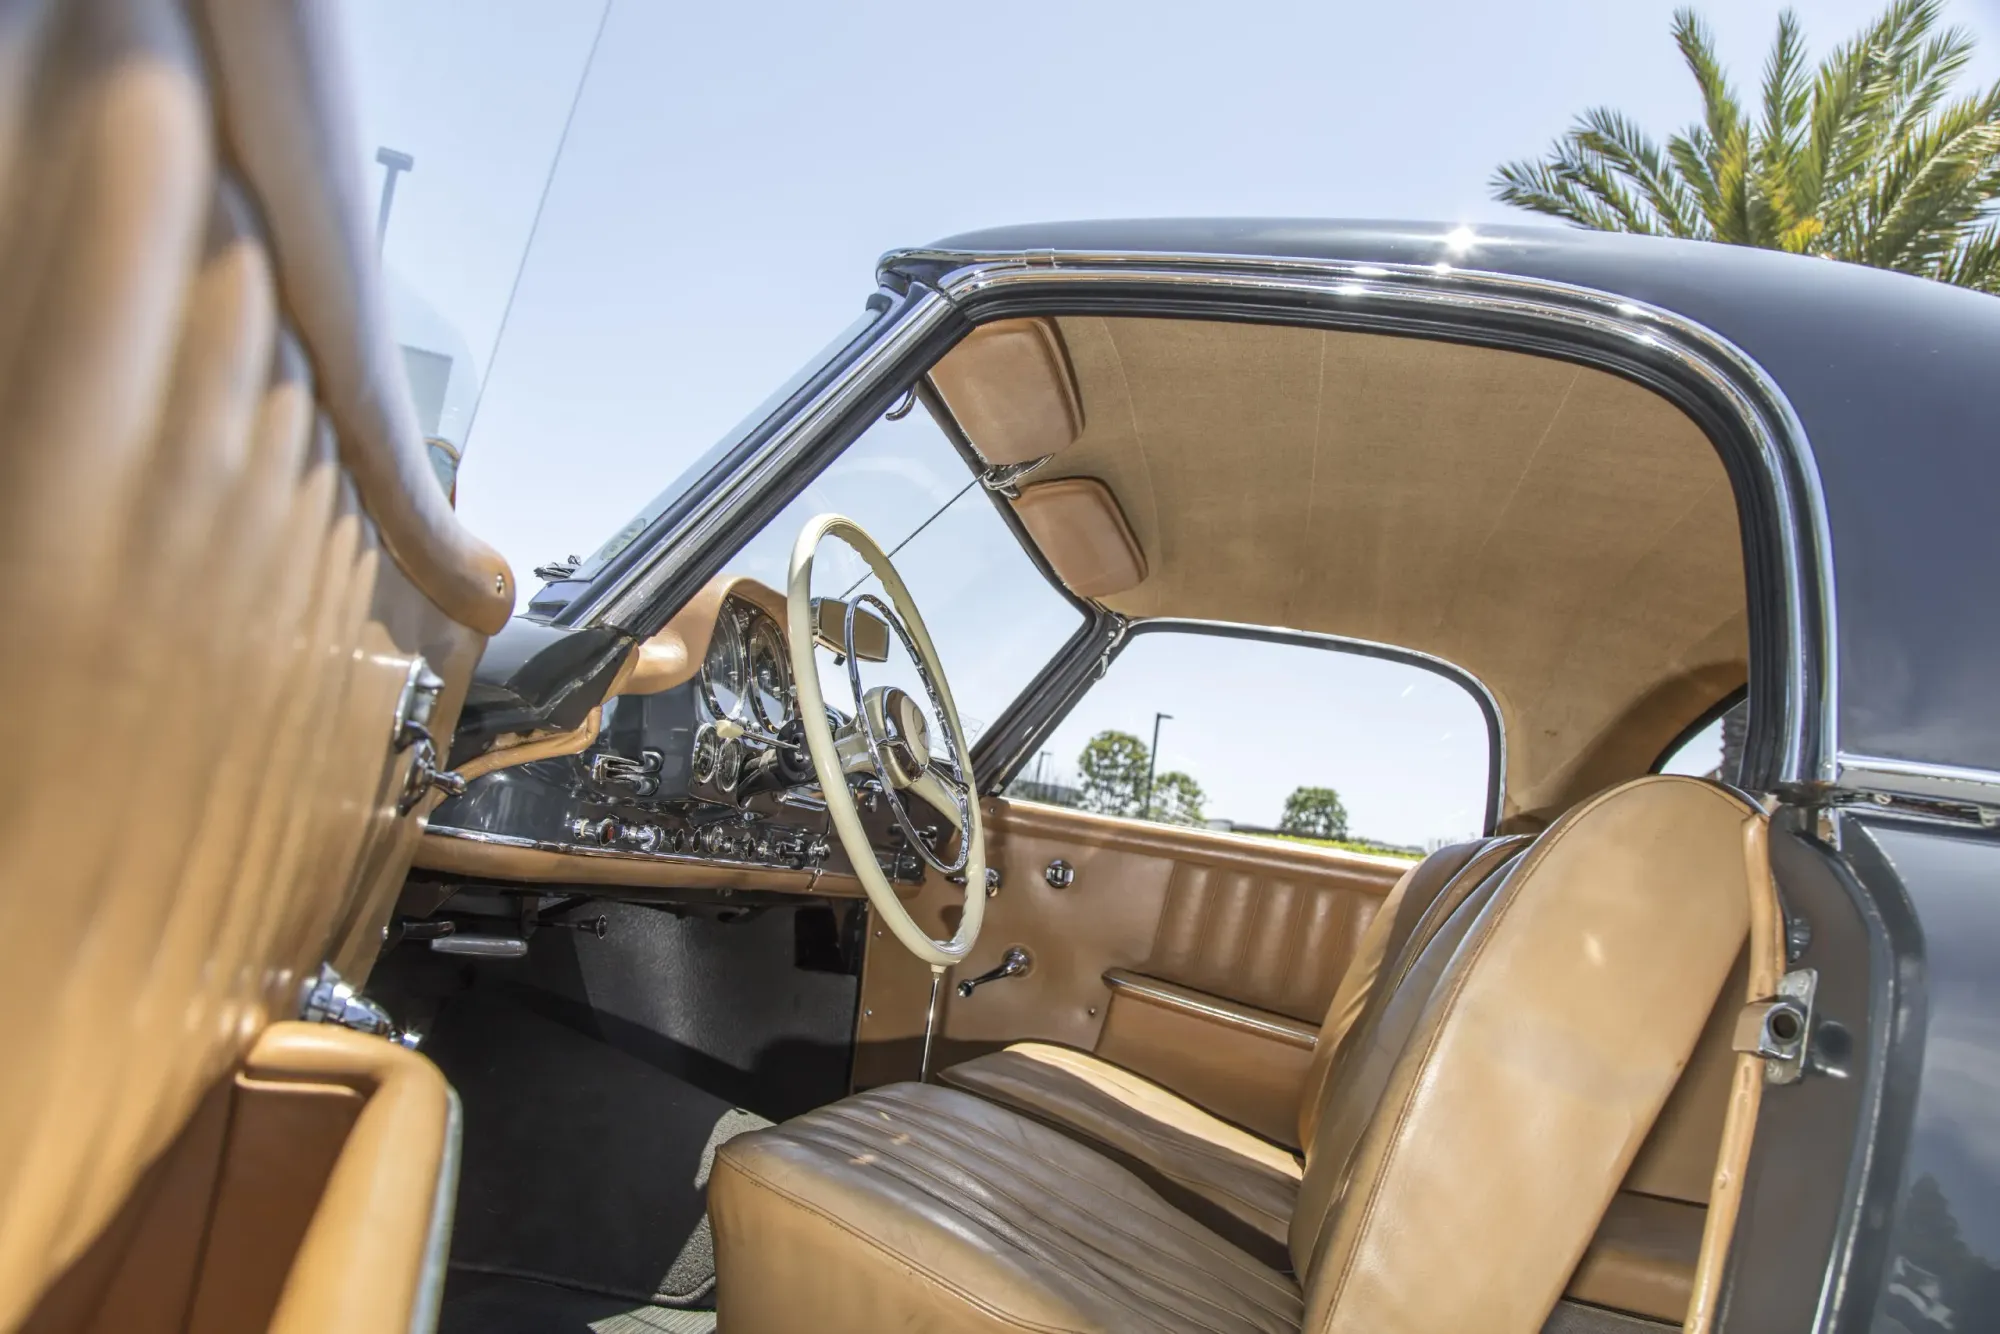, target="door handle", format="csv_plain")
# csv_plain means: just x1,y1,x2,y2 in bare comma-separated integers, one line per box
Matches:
956,946,1032,998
